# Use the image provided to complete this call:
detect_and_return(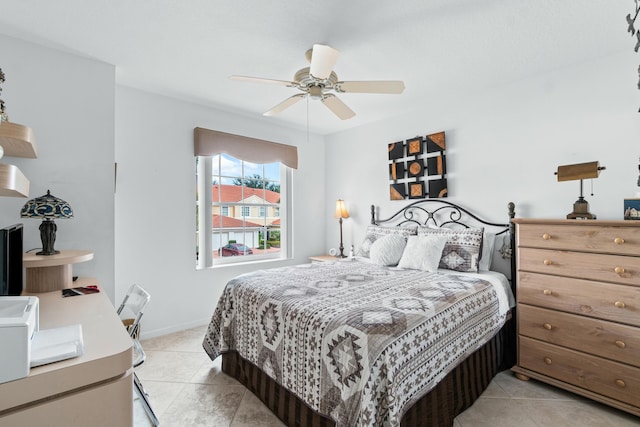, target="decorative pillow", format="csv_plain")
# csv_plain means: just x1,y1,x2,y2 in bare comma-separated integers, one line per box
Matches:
418,227,484,272
478,232,495,271
357,225,417,258
369,234,407,266
398,235,449,272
